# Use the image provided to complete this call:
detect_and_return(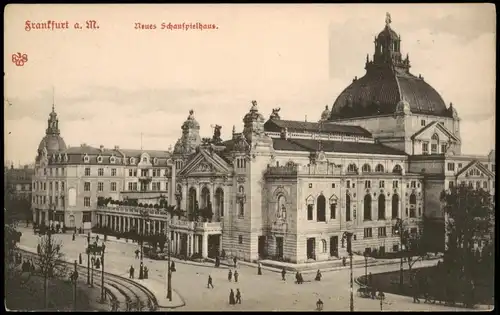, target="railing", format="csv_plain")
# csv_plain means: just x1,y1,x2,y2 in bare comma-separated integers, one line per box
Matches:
266,165,298,176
